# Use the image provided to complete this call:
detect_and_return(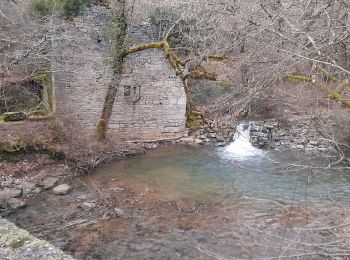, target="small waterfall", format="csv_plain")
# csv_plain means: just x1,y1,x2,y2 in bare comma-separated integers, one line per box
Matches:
223,123,263,158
